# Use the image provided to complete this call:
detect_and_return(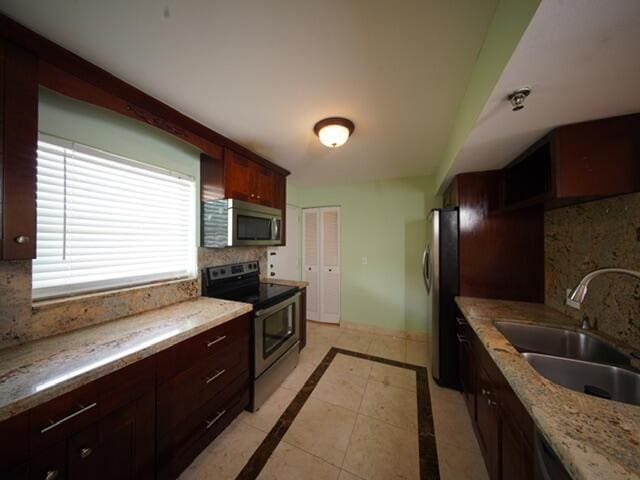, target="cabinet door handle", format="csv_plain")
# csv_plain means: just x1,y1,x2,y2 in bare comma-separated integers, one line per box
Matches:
205,369,226,384
206,335,226,348
456,317,467,326
15,235,30,244
205,410,226,429
45,470,59,480
80,447,93,459
41,402,97,434
456,333,469,344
